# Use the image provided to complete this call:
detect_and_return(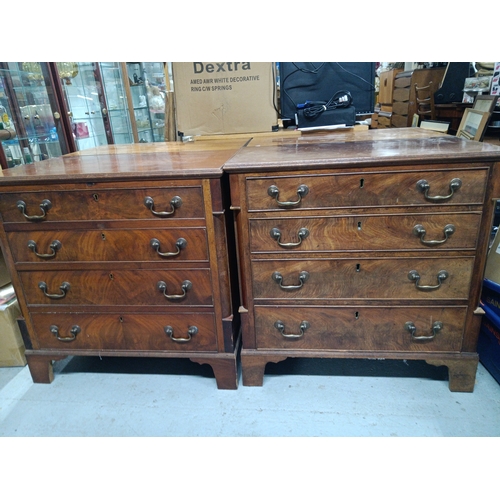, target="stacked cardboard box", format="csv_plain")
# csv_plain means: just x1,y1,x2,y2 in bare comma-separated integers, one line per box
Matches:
0,249,27,367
